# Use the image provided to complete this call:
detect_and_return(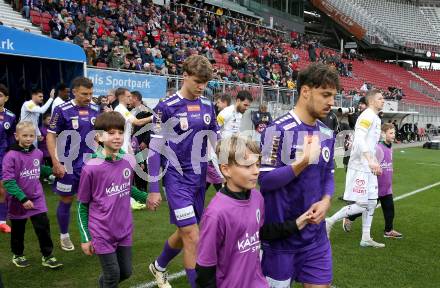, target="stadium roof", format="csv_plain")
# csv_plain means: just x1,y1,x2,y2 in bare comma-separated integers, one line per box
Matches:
0,25,86,63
